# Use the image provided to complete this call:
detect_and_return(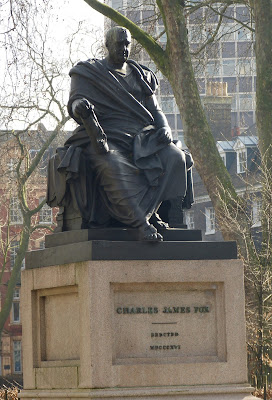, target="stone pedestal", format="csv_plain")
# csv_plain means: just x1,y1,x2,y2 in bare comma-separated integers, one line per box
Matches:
20,235,257,399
